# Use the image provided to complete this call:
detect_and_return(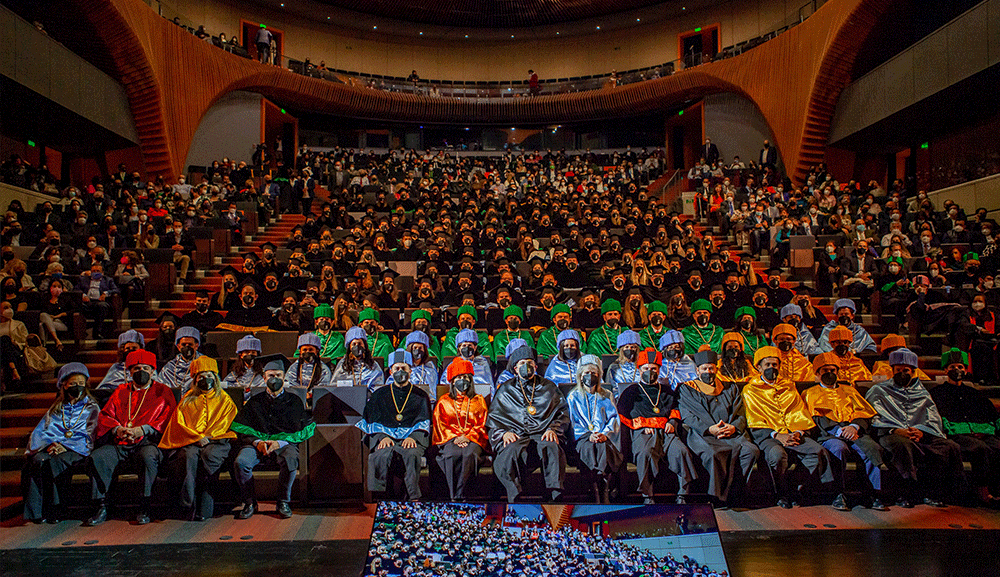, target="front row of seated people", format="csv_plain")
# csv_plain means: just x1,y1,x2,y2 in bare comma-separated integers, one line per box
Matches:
22,327,1000,523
